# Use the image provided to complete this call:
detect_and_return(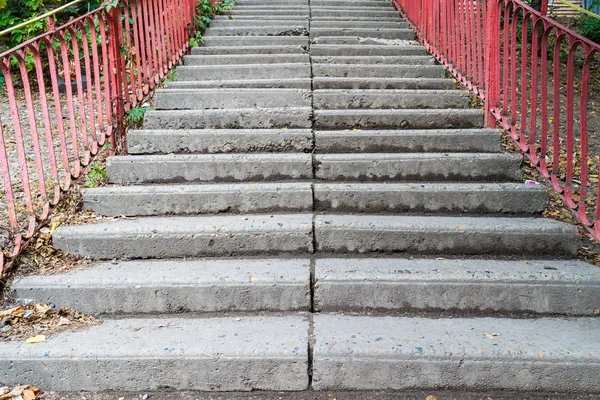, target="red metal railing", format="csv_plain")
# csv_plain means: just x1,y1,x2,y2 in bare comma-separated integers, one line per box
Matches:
0,0,197,275
394,0,600,240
